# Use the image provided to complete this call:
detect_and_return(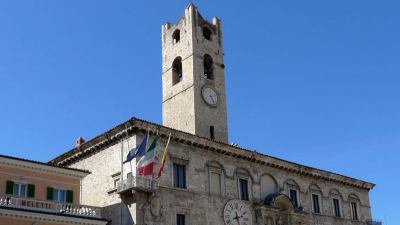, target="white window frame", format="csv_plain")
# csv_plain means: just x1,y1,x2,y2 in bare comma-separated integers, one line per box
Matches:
53,188,67,202
288,187,300,207
237,173,251,201
311,193,322,214
350,201,359,221
12,182,28,198
332,197,342,218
